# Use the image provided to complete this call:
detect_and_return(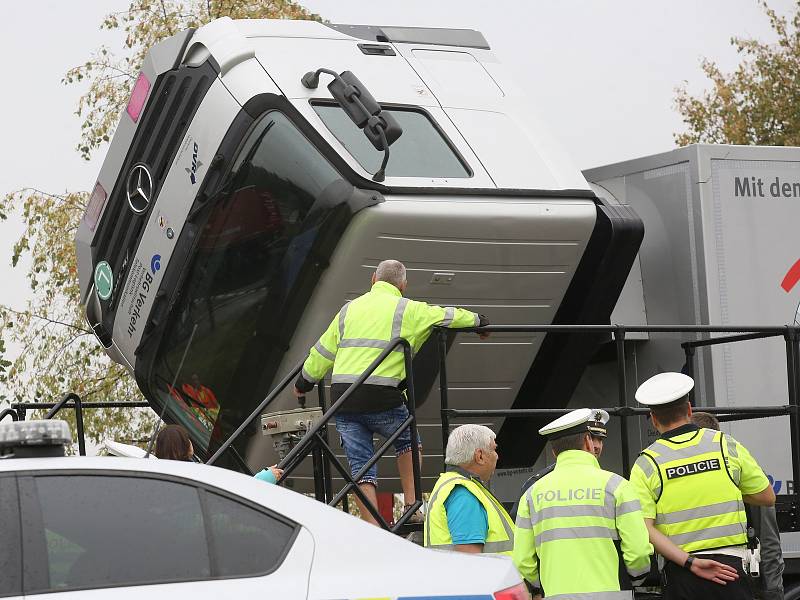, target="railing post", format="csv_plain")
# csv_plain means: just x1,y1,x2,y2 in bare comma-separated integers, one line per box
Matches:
0,408,19,422
615,326,631,476
44,393,86,456
404,340,423,510
438,329,450,472
788,327,800,493
317,381,333,503
683,343,696,405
